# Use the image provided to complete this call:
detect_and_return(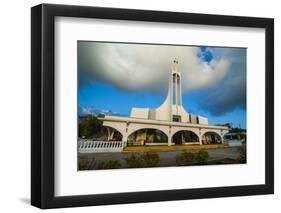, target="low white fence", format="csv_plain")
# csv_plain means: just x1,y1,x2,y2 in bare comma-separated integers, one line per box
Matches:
78,140,125,153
